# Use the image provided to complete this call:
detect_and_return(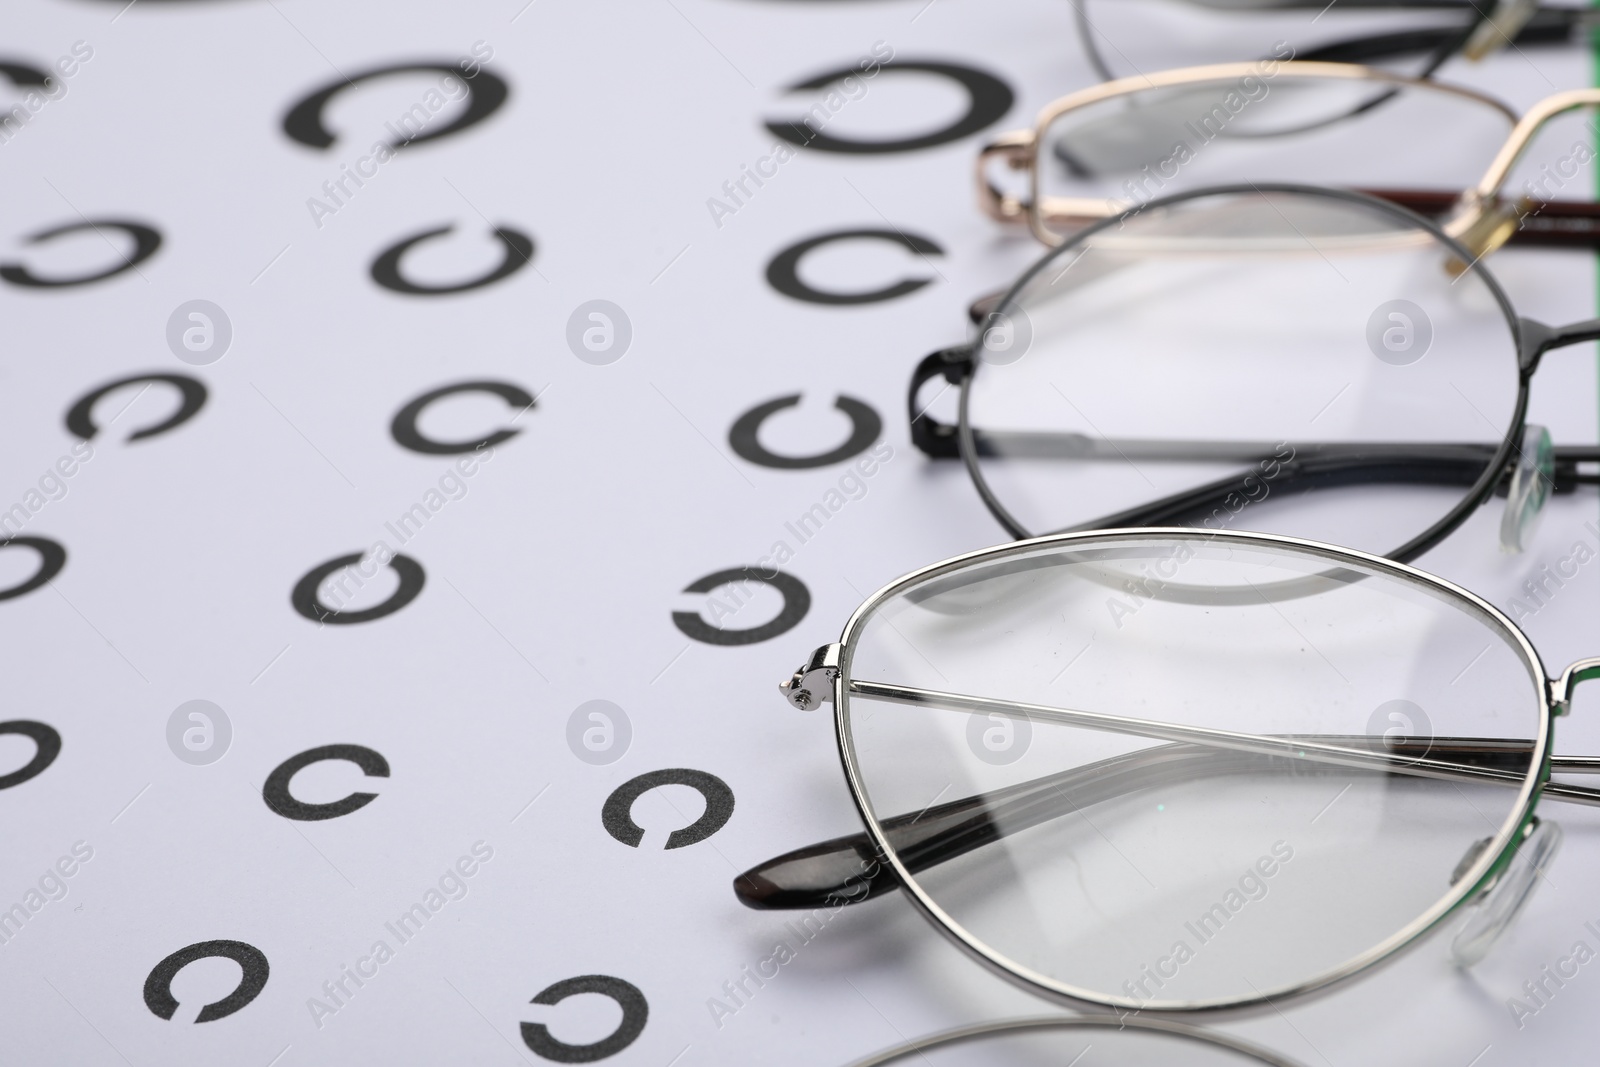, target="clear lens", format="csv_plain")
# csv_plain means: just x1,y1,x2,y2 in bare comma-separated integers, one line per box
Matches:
842,533,1545,1009
1075,1,1494,81
850,1016,1300,1067
1038,72,1514,243
967,187,1521,556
